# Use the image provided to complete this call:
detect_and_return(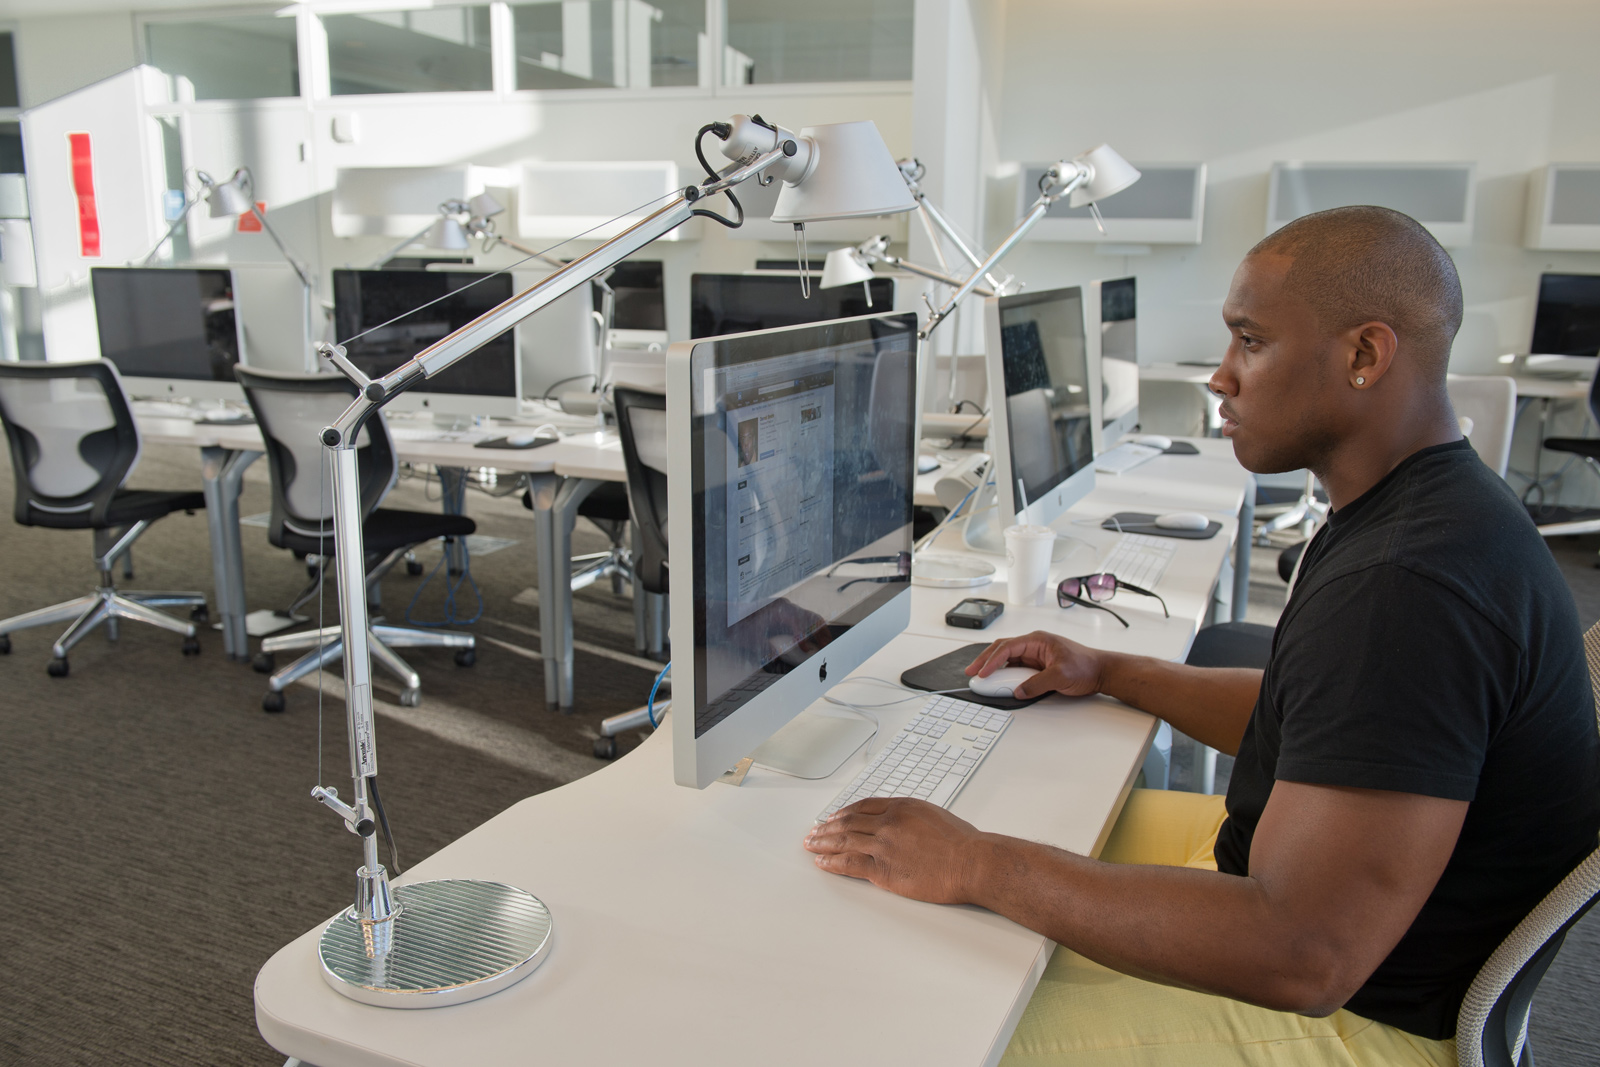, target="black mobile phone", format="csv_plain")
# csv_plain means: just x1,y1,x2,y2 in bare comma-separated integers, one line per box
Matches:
946,597,1004,629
